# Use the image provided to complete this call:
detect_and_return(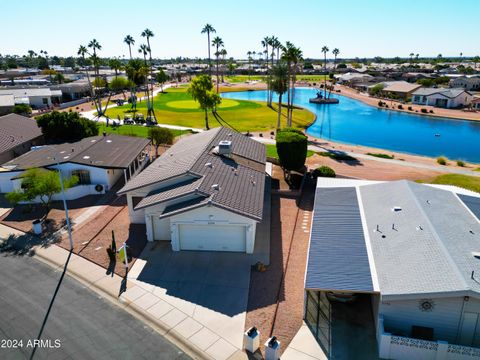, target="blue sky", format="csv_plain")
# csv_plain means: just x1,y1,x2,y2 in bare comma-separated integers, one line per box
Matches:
1,0,479,59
